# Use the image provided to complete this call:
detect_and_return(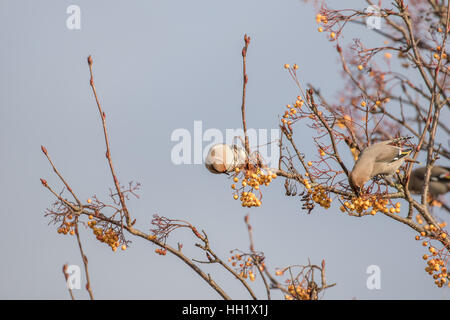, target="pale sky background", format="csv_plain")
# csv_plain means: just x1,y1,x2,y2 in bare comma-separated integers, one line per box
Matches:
0,0,449,300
